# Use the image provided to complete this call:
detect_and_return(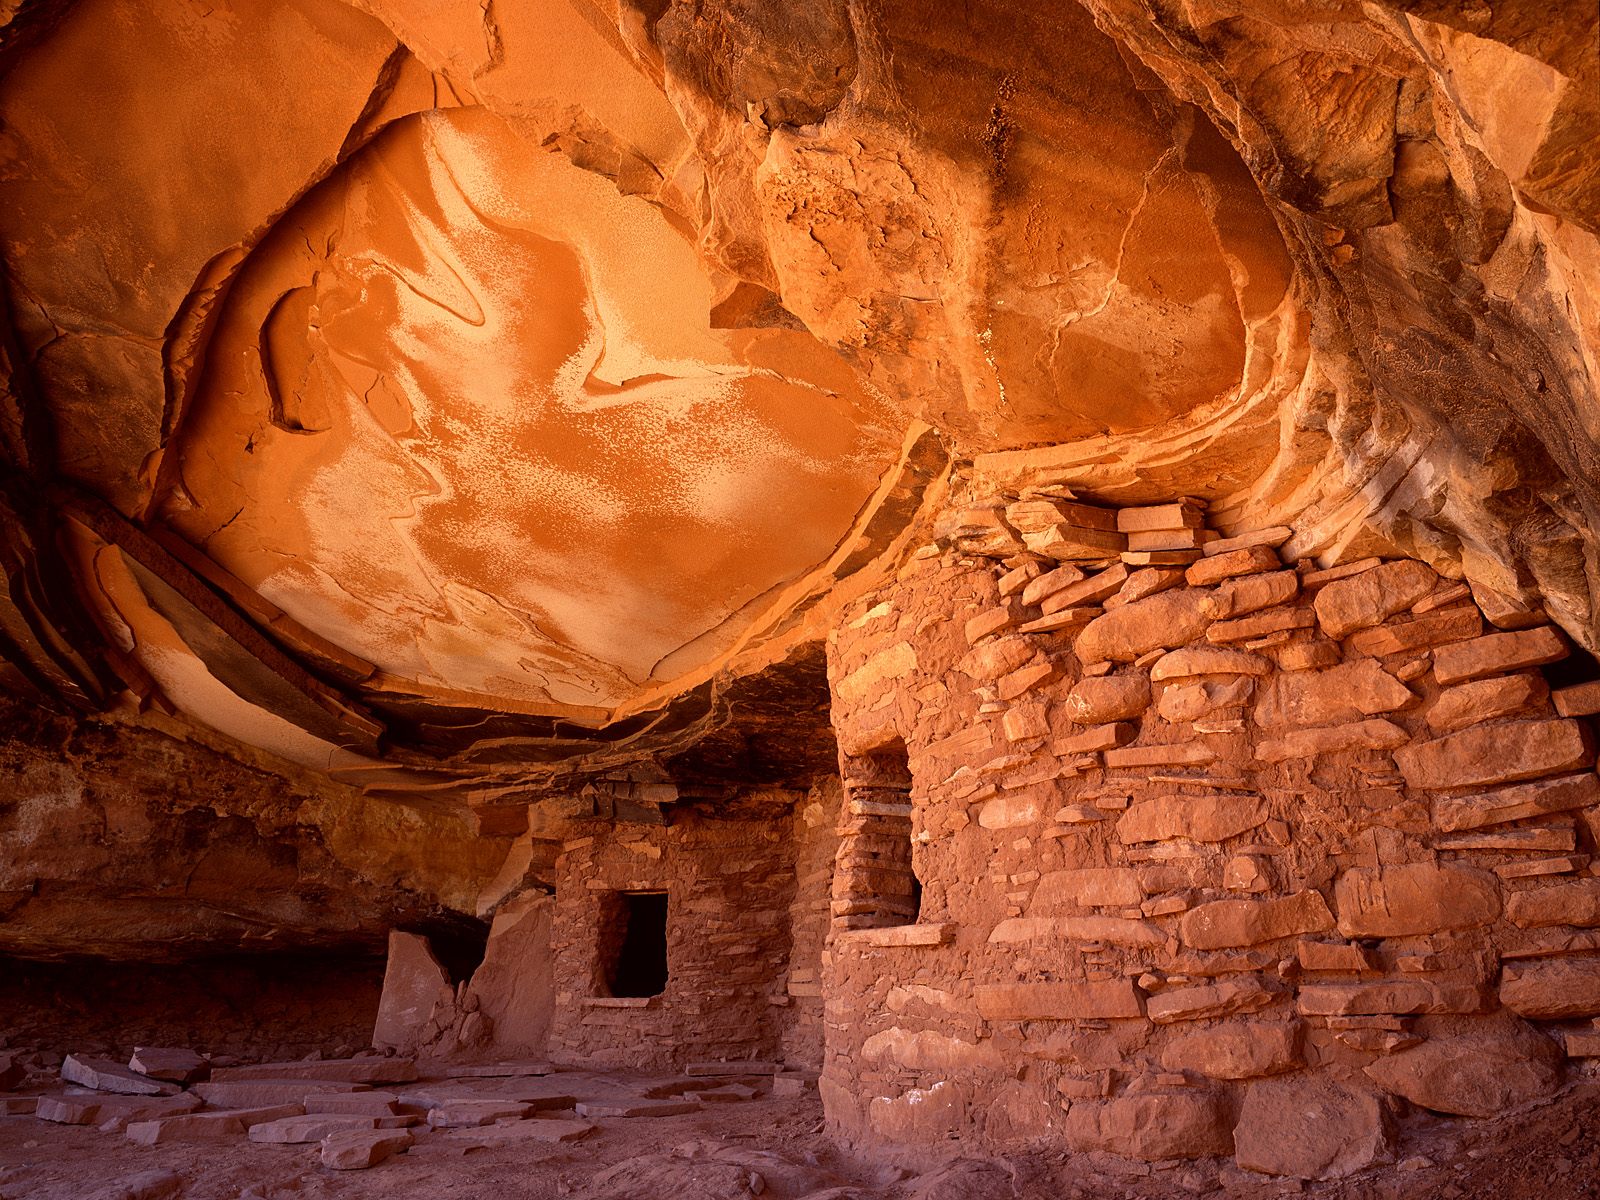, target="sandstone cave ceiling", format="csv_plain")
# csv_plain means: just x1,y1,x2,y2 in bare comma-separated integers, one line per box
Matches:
0,0,1595,805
